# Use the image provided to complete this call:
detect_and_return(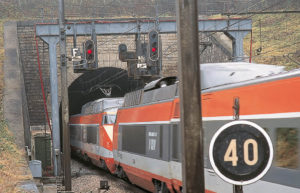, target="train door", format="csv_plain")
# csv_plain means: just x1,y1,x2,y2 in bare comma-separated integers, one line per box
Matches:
201,121,233,193
169,123,182,192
